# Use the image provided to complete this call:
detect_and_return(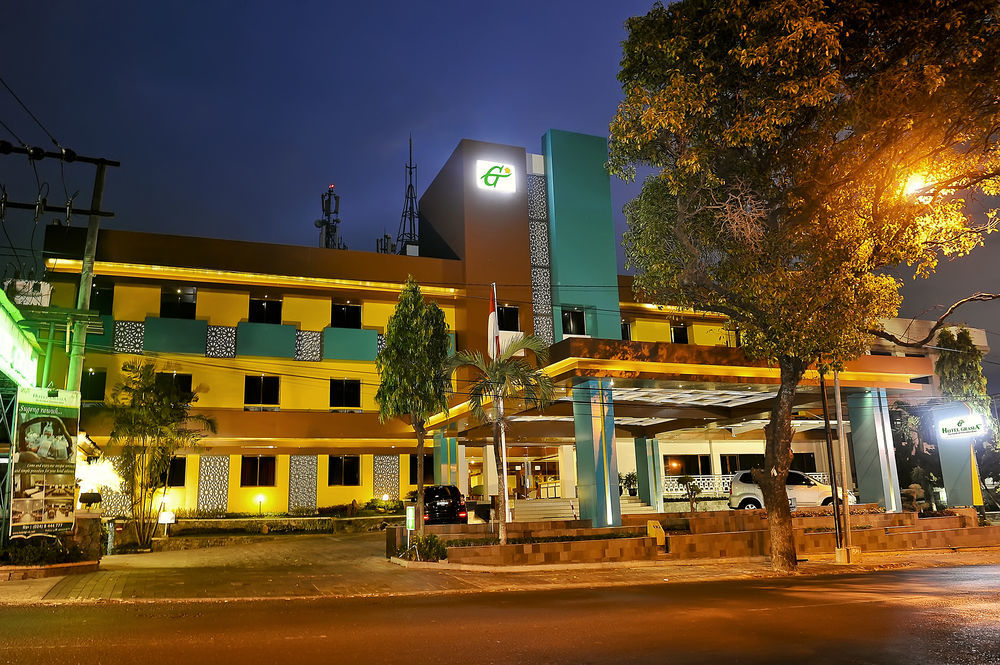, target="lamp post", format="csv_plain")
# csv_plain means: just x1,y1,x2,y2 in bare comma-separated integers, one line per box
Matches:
256,494,265,516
